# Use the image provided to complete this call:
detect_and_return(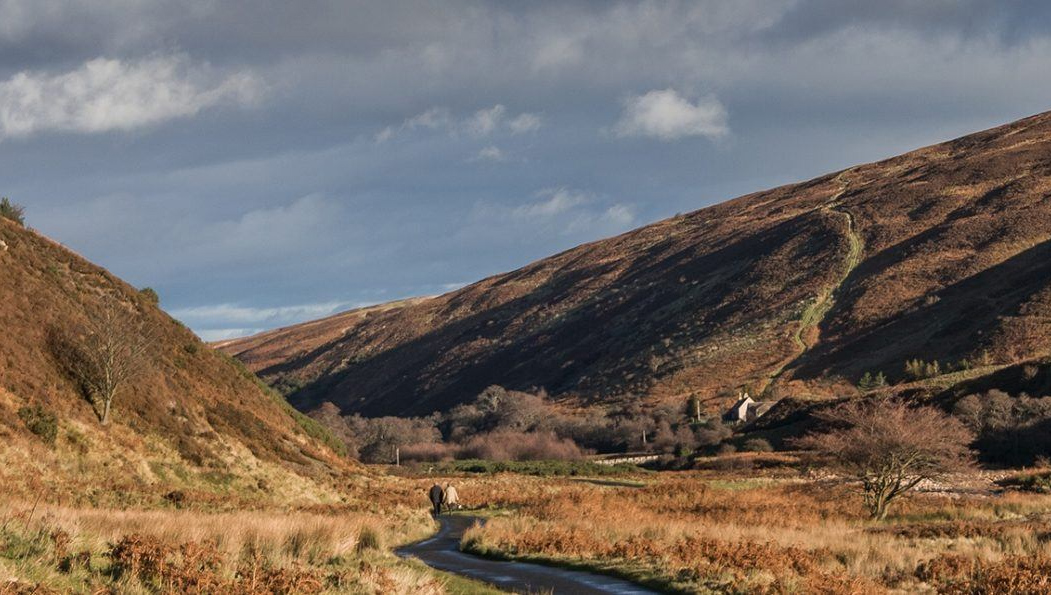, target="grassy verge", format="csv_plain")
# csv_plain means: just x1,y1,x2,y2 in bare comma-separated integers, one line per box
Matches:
398,557,506,595
460,539,691,594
